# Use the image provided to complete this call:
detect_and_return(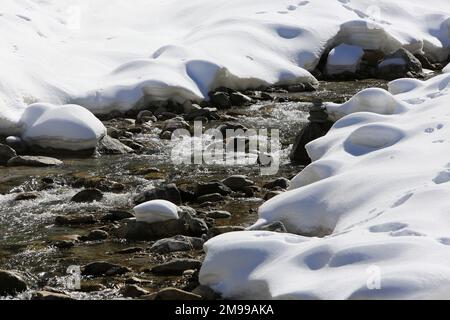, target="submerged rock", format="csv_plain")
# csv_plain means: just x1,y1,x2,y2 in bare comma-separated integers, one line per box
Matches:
7,155,63,167
0,270,28,296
